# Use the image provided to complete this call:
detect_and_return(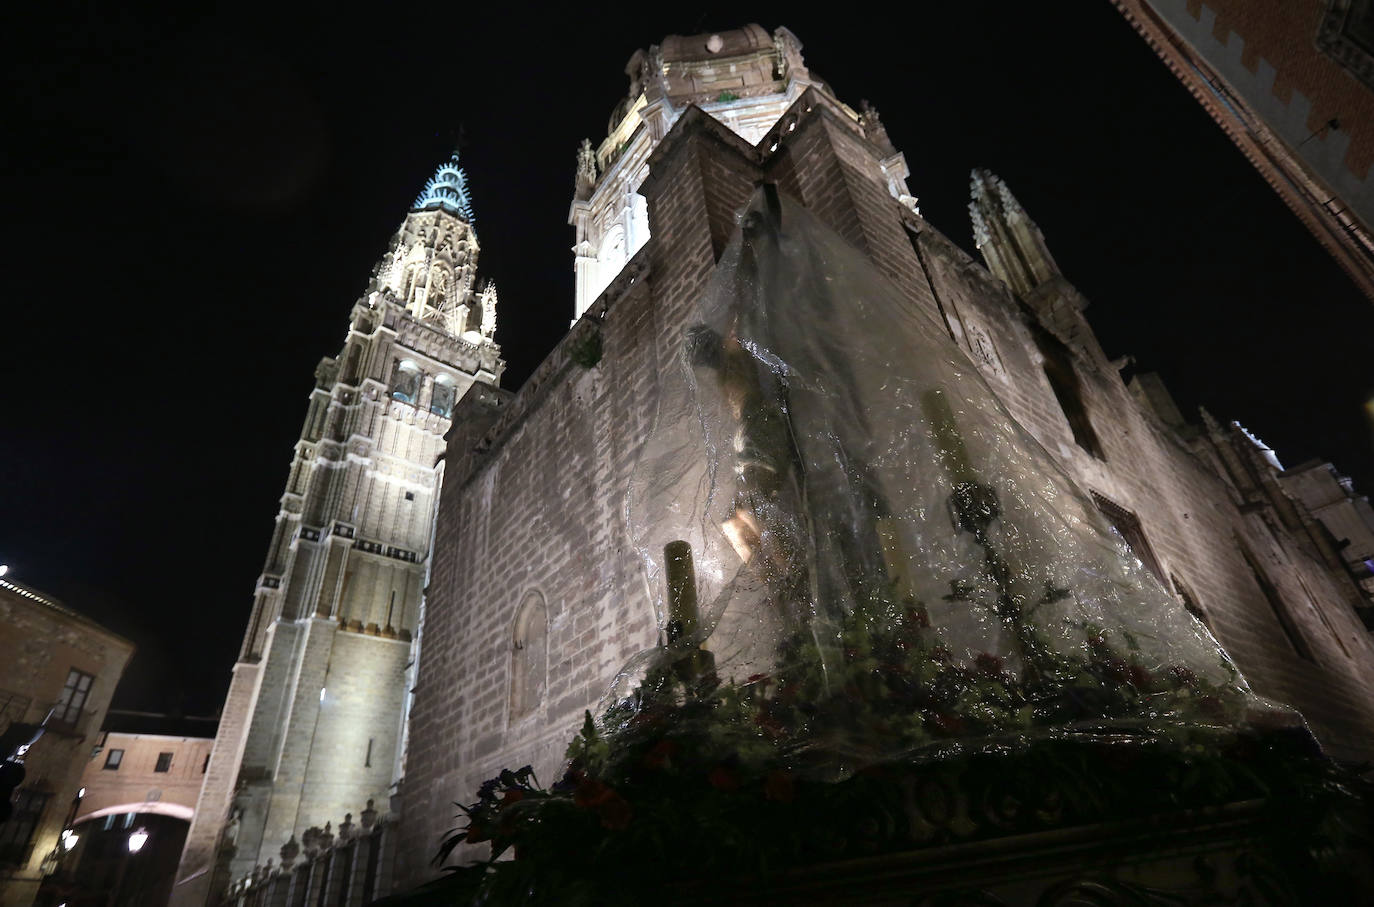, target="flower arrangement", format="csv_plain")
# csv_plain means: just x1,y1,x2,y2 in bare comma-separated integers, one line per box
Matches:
412,583,1367,906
